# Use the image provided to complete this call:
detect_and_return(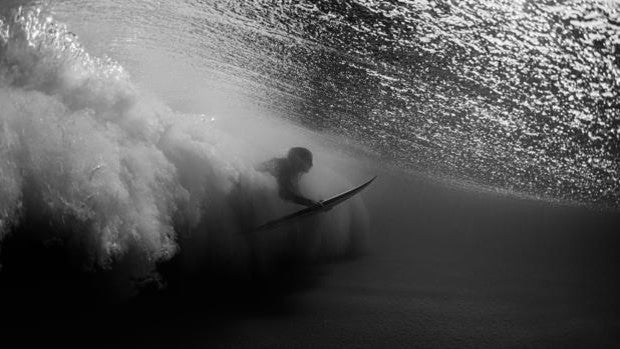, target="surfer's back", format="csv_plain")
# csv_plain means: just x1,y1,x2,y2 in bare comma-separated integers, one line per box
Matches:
257,157,298,193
